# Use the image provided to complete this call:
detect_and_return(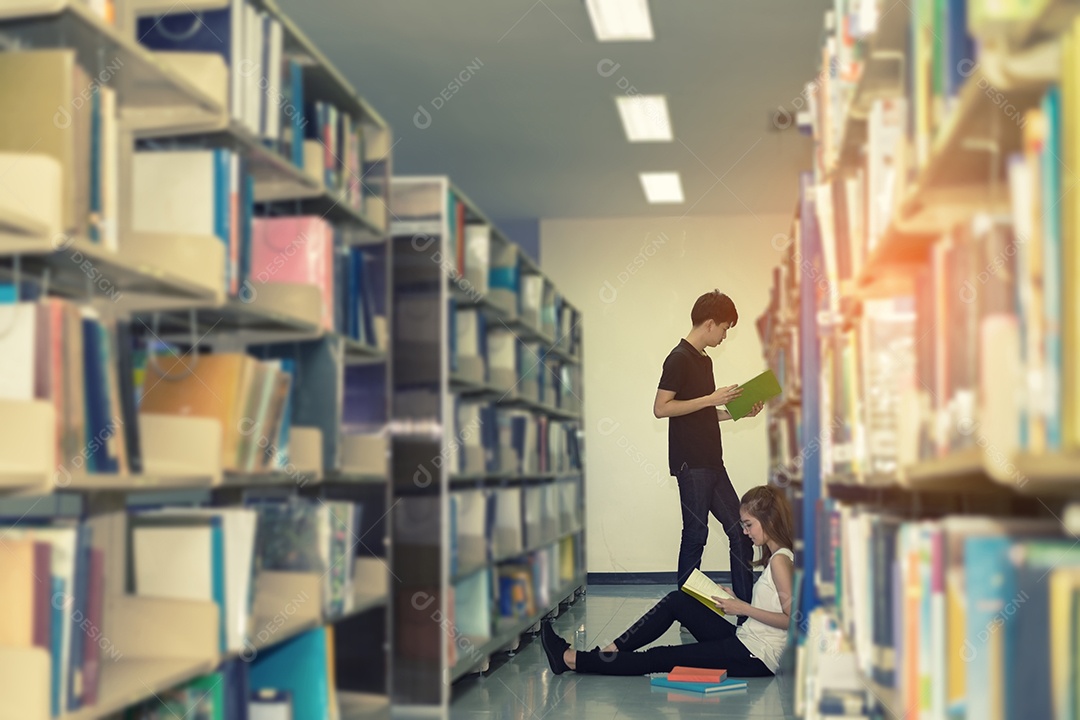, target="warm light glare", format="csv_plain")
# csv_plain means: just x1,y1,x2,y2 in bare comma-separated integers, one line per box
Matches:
585,0,655,41
640,172,684,203
616,95,672,142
